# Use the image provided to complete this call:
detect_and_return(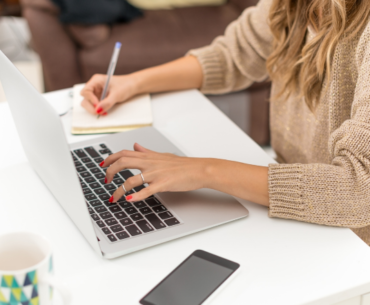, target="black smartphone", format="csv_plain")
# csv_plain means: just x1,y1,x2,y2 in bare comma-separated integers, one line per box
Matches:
139,250,240,305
